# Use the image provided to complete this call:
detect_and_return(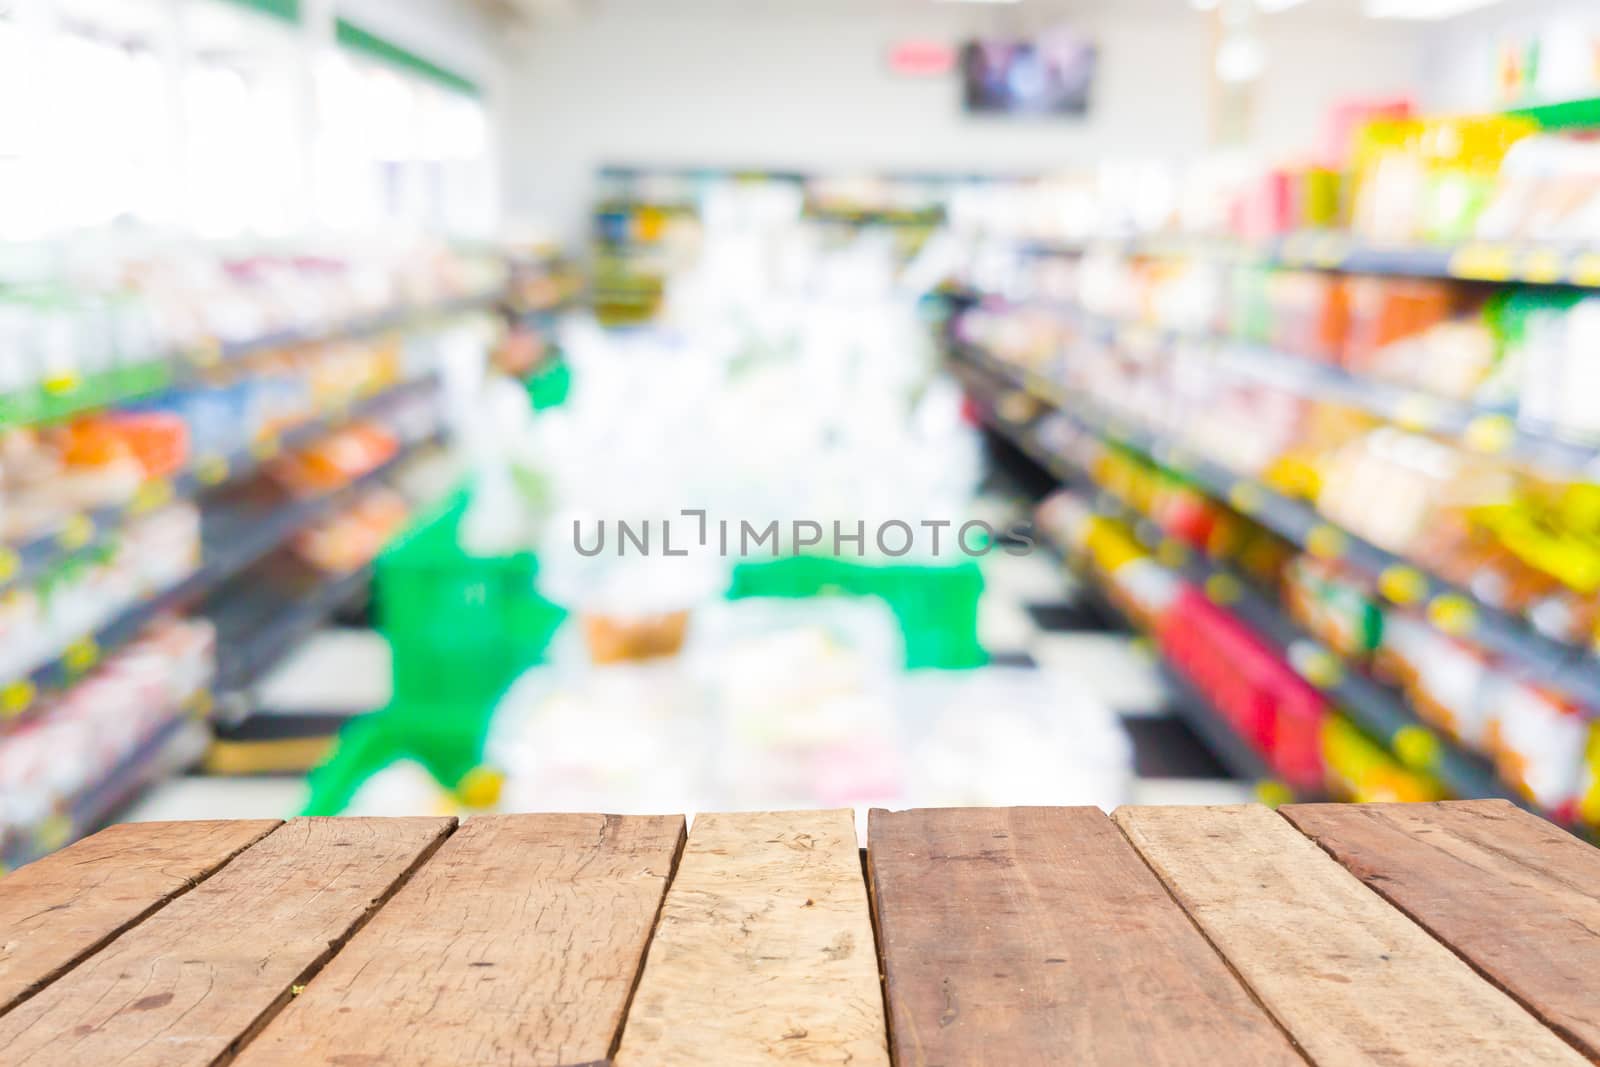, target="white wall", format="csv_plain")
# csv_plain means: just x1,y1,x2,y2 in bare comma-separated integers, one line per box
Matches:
1419,0,1600,113
497,1,1425,240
